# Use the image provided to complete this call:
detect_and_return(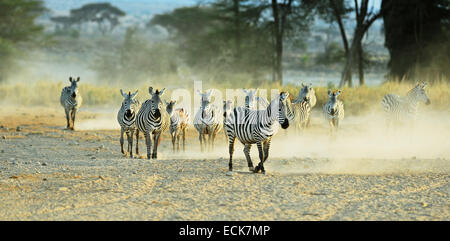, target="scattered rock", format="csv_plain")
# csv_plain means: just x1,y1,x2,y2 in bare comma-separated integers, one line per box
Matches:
91,156,96,160
41,162,48,166
43,178,47,181
58,187,69,191
2,136,6,140
10,176,19,179
98,175,105,180
98,145,105,150
132,171,137,174
16,126,21,132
